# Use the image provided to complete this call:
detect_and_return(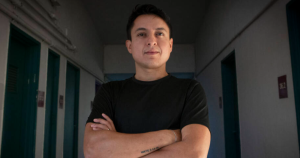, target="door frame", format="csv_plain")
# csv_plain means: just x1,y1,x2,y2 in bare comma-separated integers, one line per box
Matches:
286,0,300,152
63,61,80,158
44,49,60,158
